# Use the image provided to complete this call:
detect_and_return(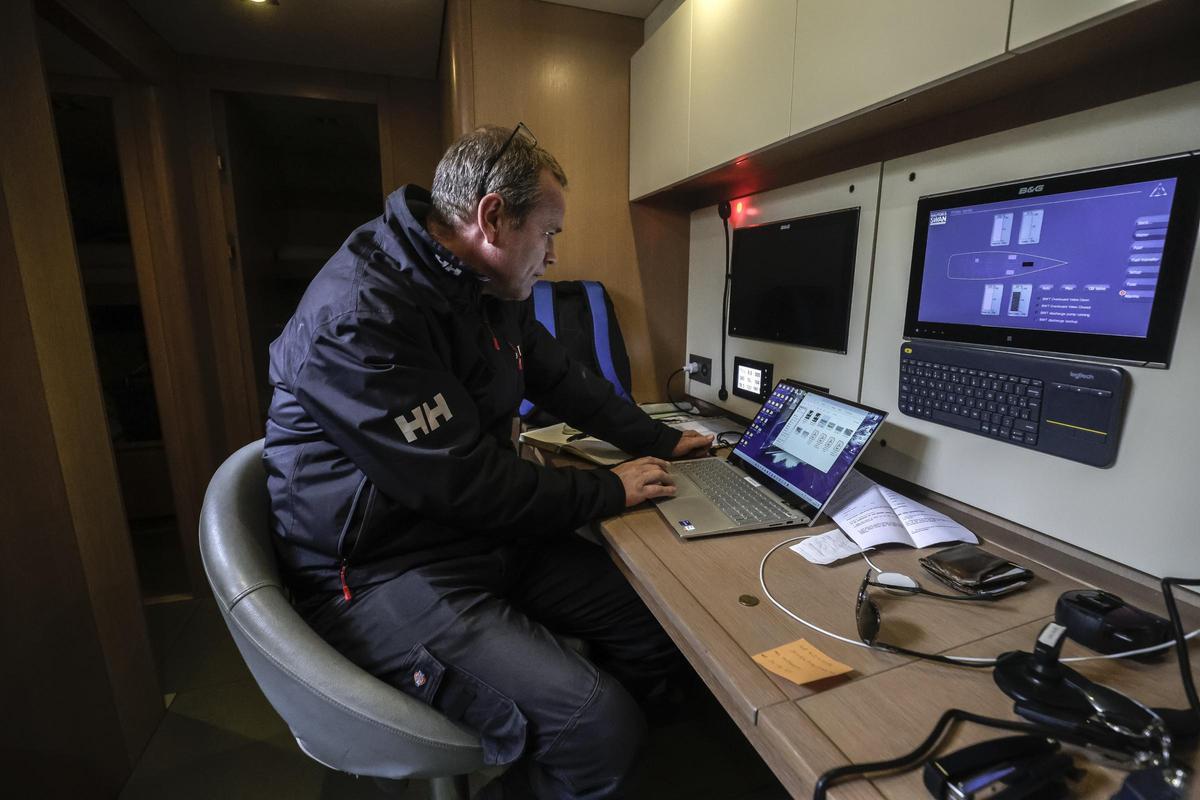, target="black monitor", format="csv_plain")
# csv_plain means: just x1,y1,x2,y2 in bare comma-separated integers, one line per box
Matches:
727,207,860,353
904,152,1200,367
